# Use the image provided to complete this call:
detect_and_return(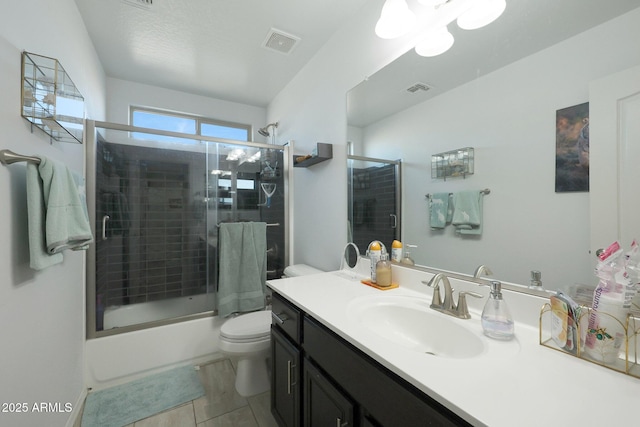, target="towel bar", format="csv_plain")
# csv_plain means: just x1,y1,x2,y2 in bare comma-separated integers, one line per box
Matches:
0,149,41,165
425,188,490,200
216,222,280,227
